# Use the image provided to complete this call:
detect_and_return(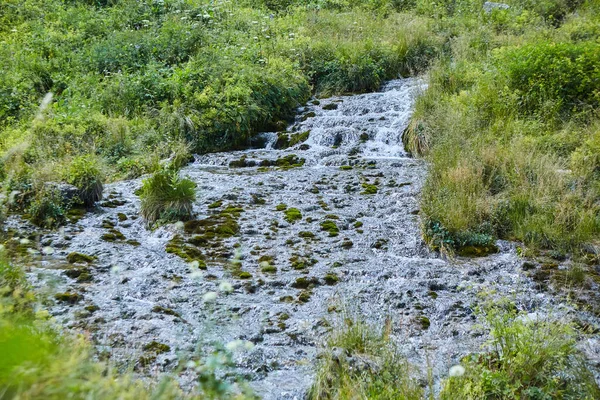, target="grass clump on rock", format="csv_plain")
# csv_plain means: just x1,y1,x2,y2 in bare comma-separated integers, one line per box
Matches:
138,168,196,225
65,155,104,207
